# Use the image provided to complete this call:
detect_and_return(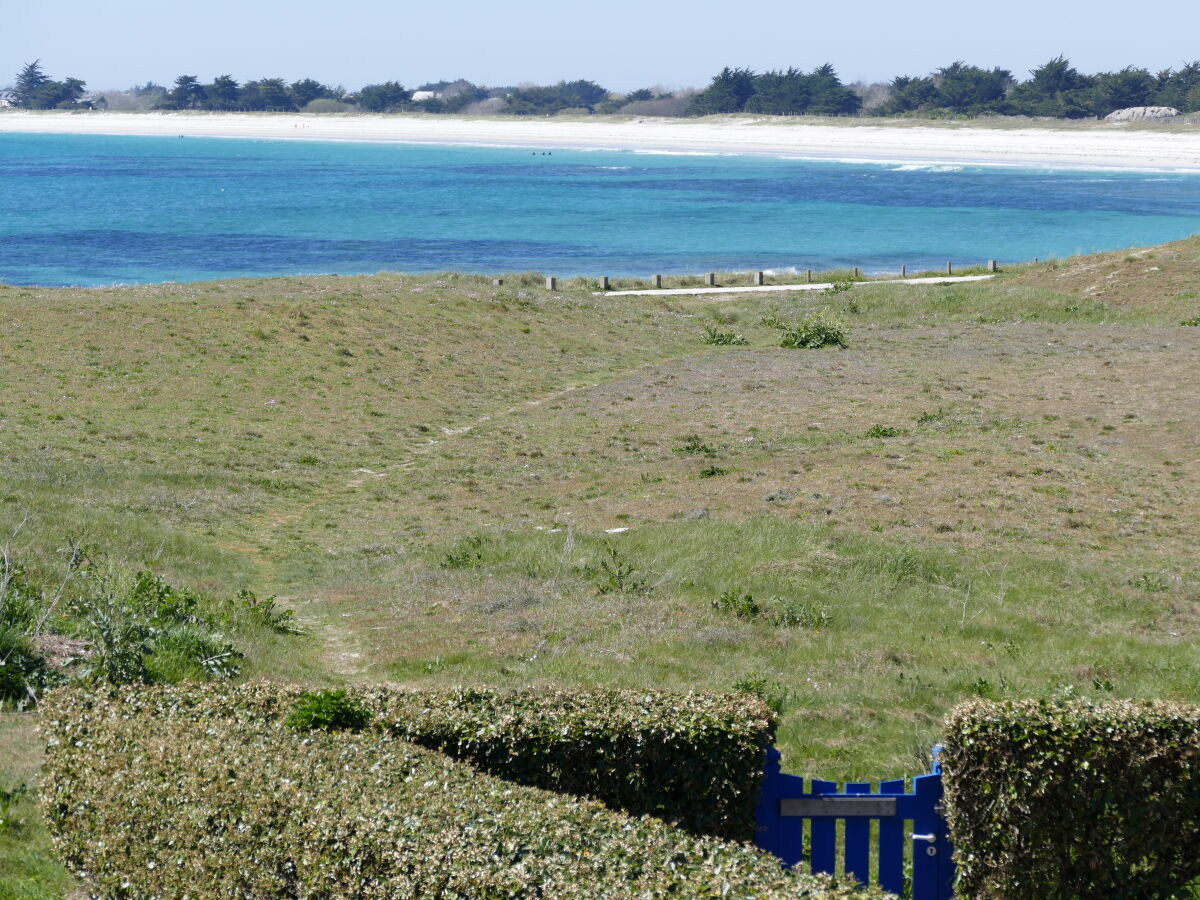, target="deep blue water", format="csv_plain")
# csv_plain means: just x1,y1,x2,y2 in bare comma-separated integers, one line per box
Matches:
3,132,1200,286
